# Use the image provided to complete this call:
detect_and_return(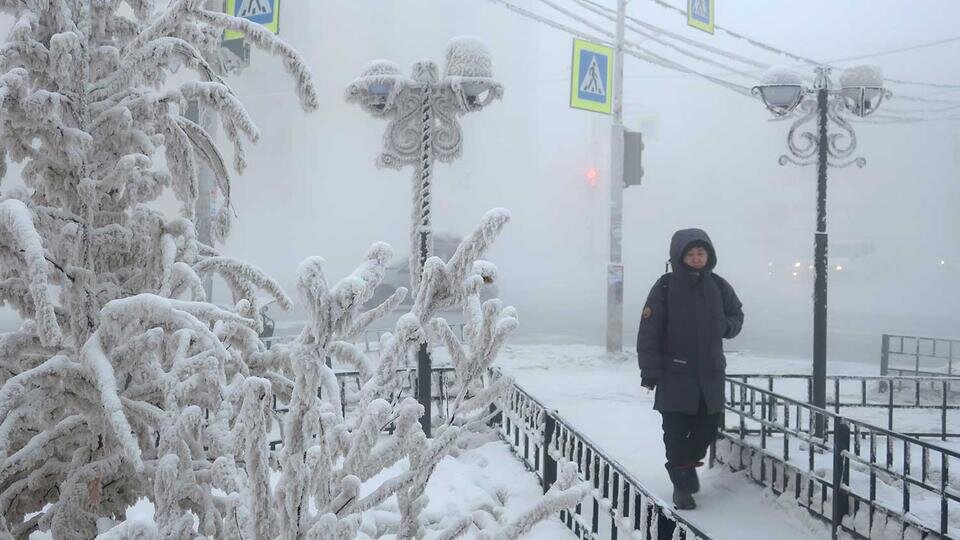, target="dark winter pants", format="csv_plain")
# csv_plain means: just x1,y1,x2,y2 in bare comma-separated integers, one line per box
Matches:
659,393,720,468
